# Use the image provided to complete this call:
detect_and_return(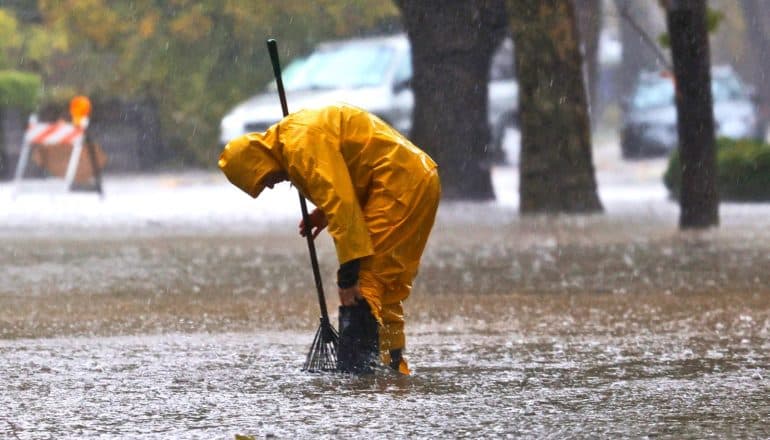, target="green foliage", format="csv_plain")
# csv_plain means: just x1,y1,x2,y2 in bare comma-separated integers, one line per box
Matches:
706,8,724,33
661,153,680,200
1,1,400,167
664,137,770,201
0,6,68,72
0,9,21,67
0,70,42,112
